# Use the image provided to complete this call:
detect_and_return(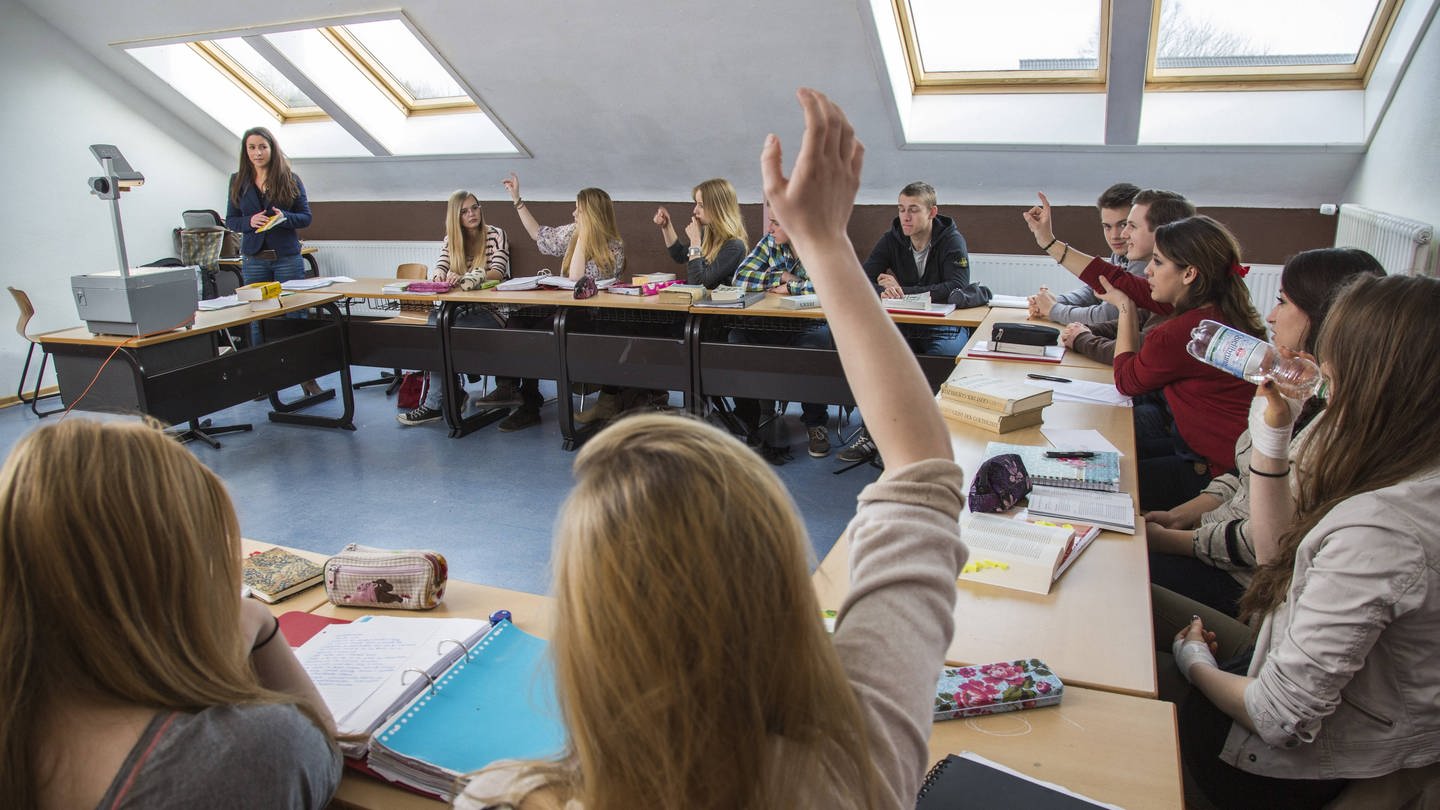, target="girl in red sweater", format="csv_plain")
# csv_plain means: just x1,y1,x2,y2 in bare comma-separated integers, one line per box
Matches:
1024,199,1266,509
